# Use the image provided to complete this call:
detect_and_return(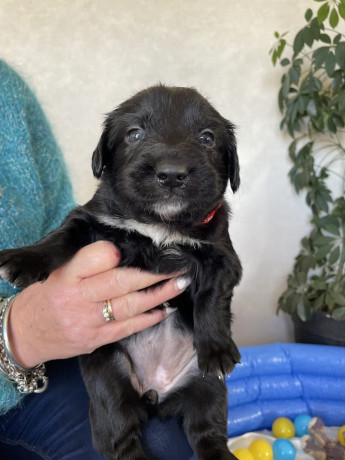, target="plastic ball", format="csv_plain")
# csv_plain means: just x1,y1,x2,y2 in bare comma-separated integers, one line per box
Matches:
338,425,345,446
294,414,312,437
273,438,296,460
249,439,273,460
272,417,295,439
233,448,255,460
